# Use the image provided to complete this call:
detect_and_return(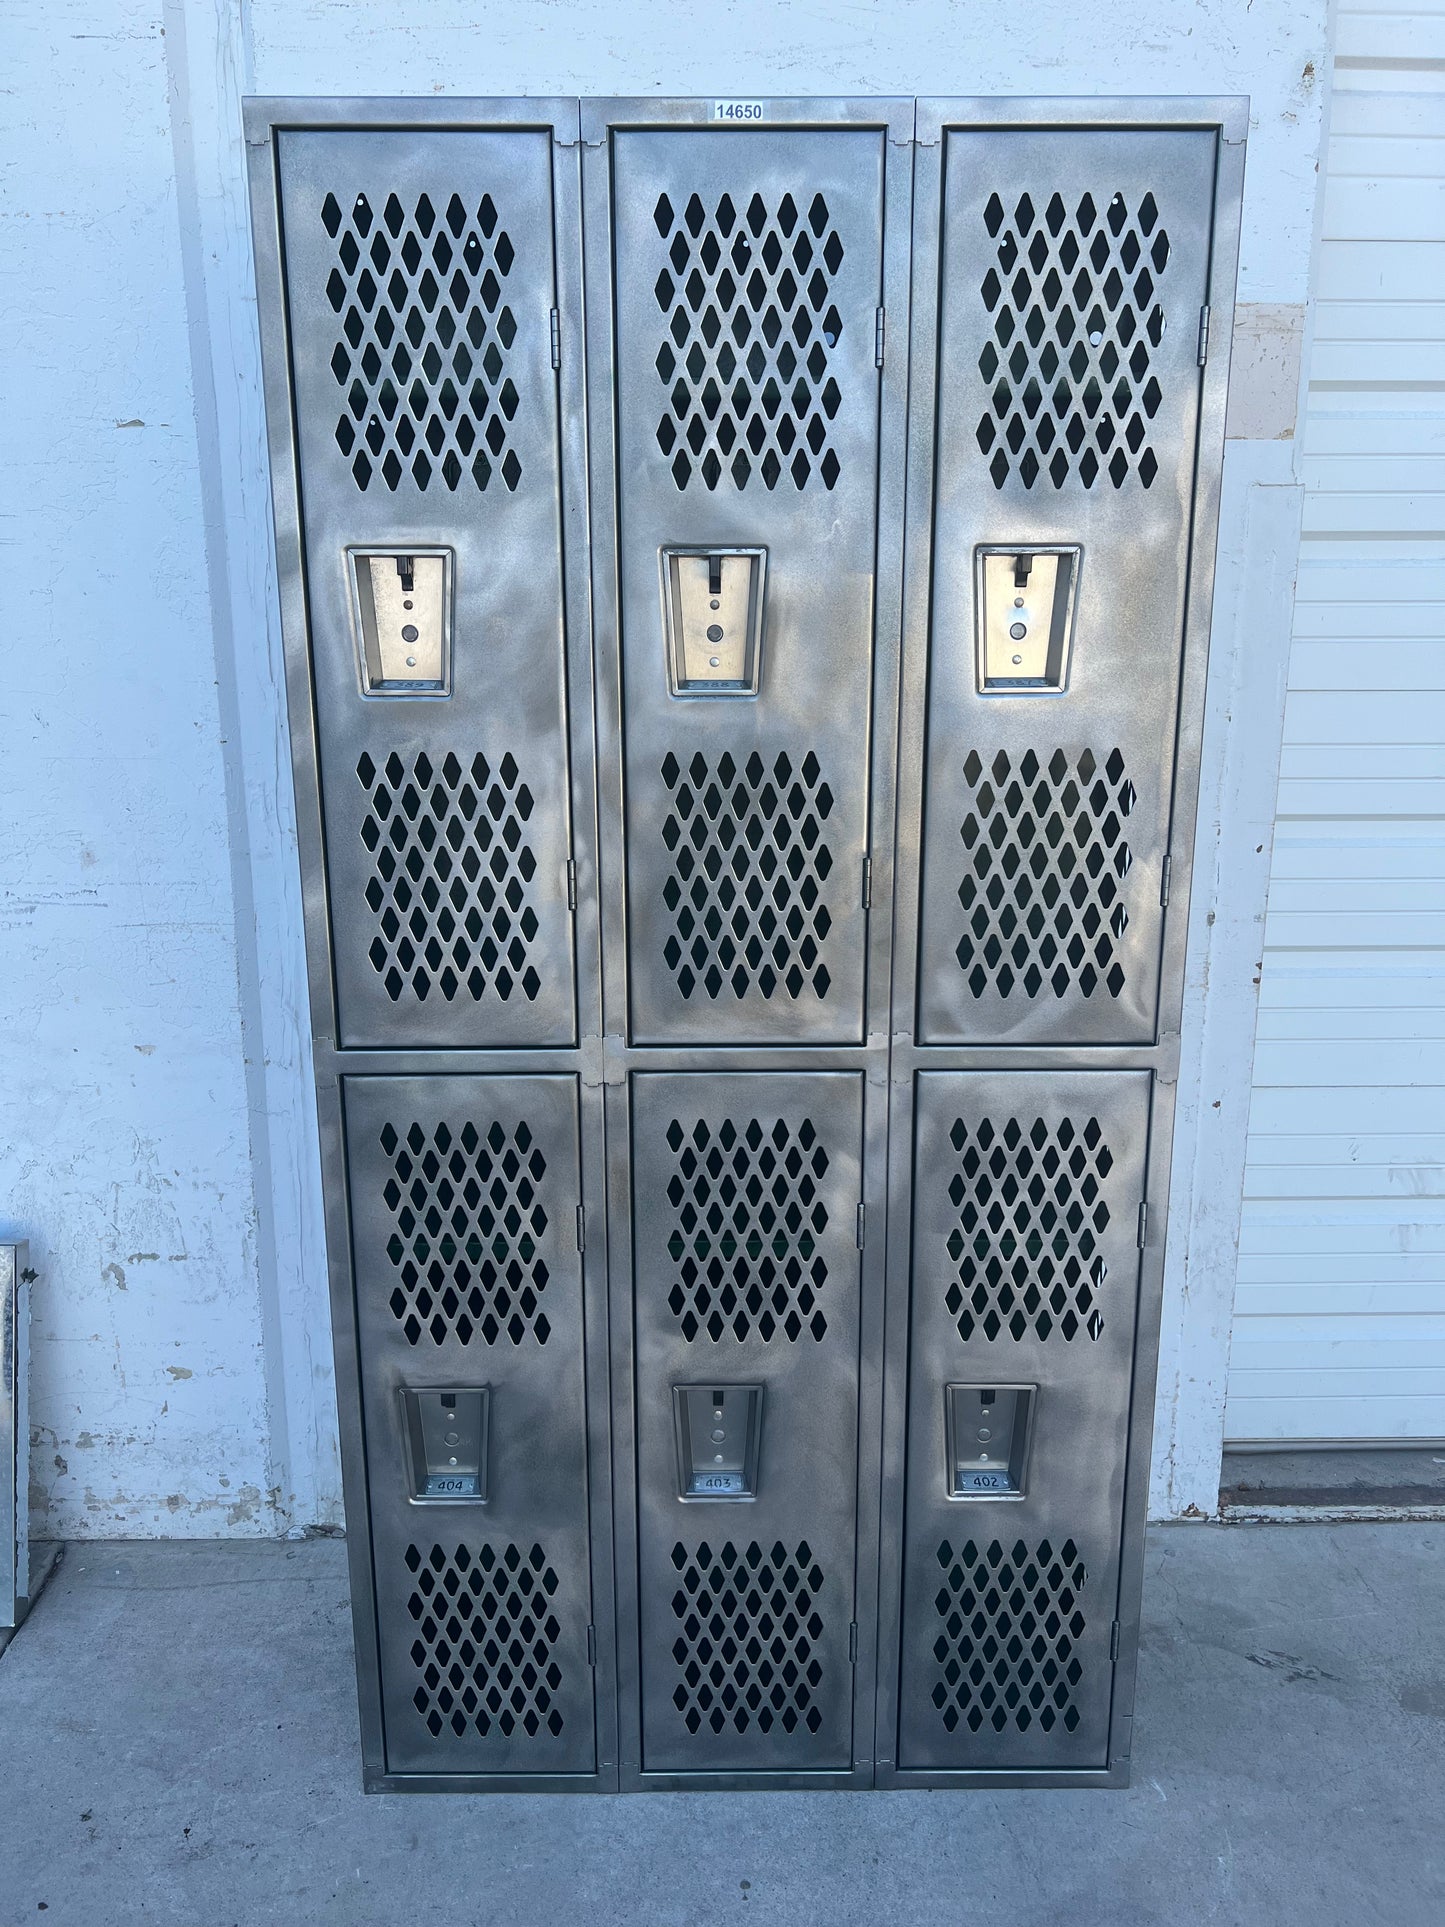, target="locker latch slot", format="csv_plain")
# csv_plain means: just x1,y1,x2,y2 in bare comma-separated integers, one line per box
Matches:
975,545,1079,693
349,546,453,697
944,1384,1035,1499
672,1383,763,1499
661,546,767,696
400,1386,489,1501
